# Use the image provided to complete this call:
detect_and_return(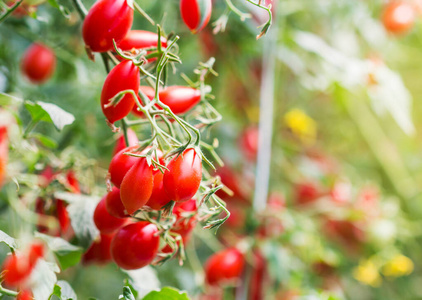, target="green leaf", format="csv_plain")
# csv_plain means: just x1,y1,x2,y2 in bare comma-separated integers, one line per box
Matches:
47,0,70,18
31,260,59,300
0,92,23,106
56,280,77,300
123,279,138,299
32,133,58,148
120,287,135,300
142,287,190,300
0,230,18,249
24,101,75,131
35,232,83,270
65,194,100,248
